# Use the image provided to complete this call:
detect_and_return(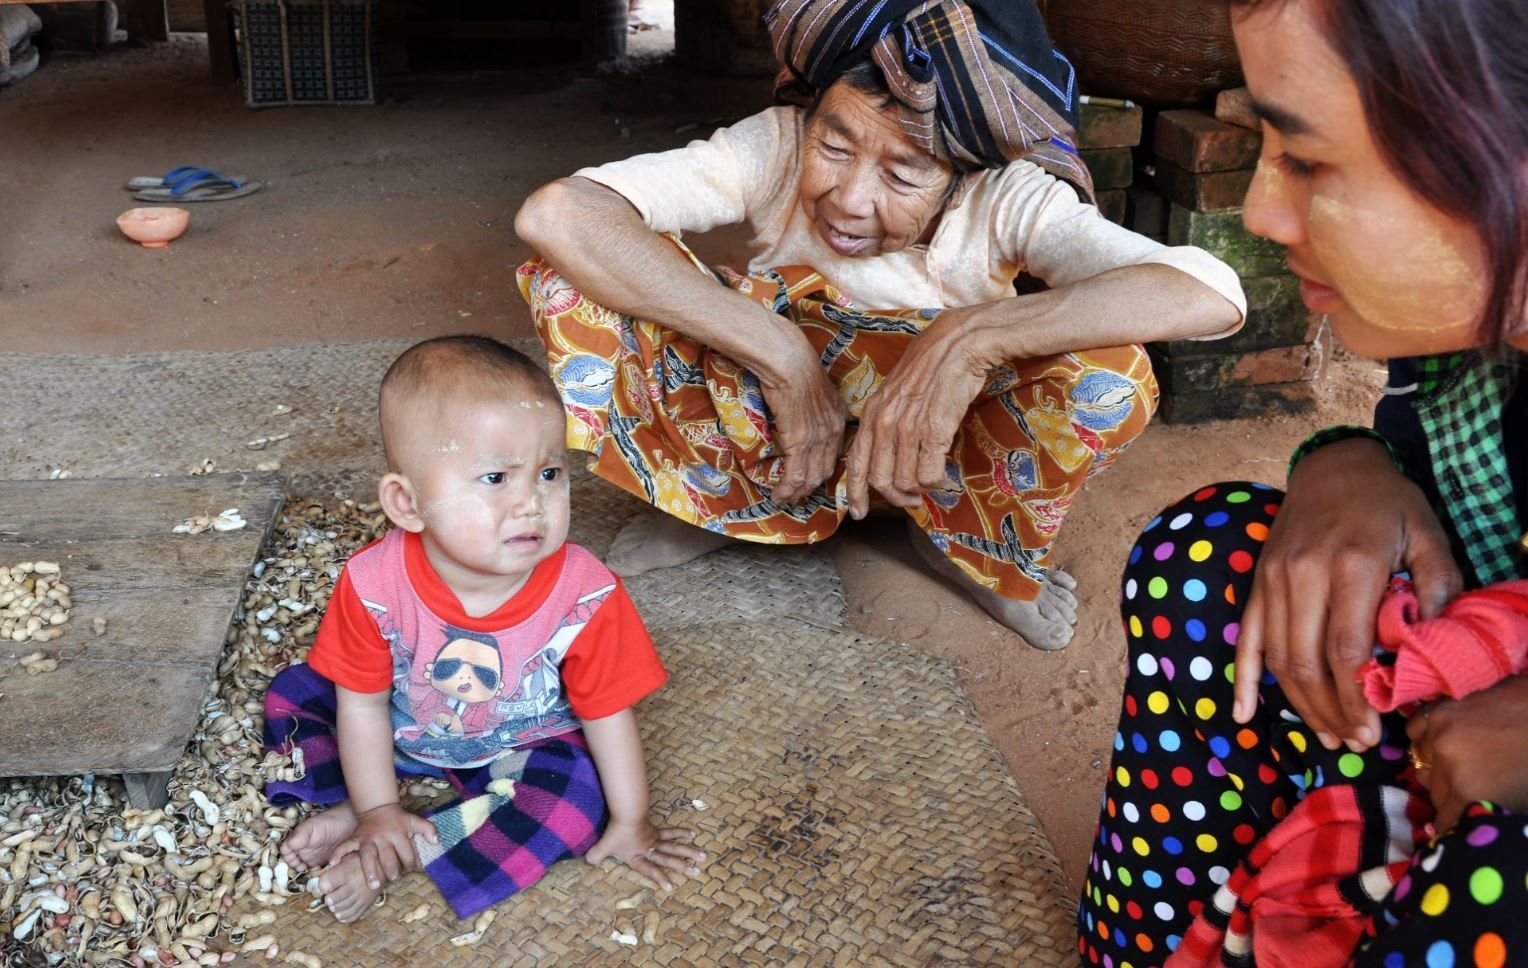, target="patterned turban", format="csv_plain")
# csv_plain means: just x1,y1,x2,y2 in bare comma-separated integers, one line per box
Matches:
765,0,1094,202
